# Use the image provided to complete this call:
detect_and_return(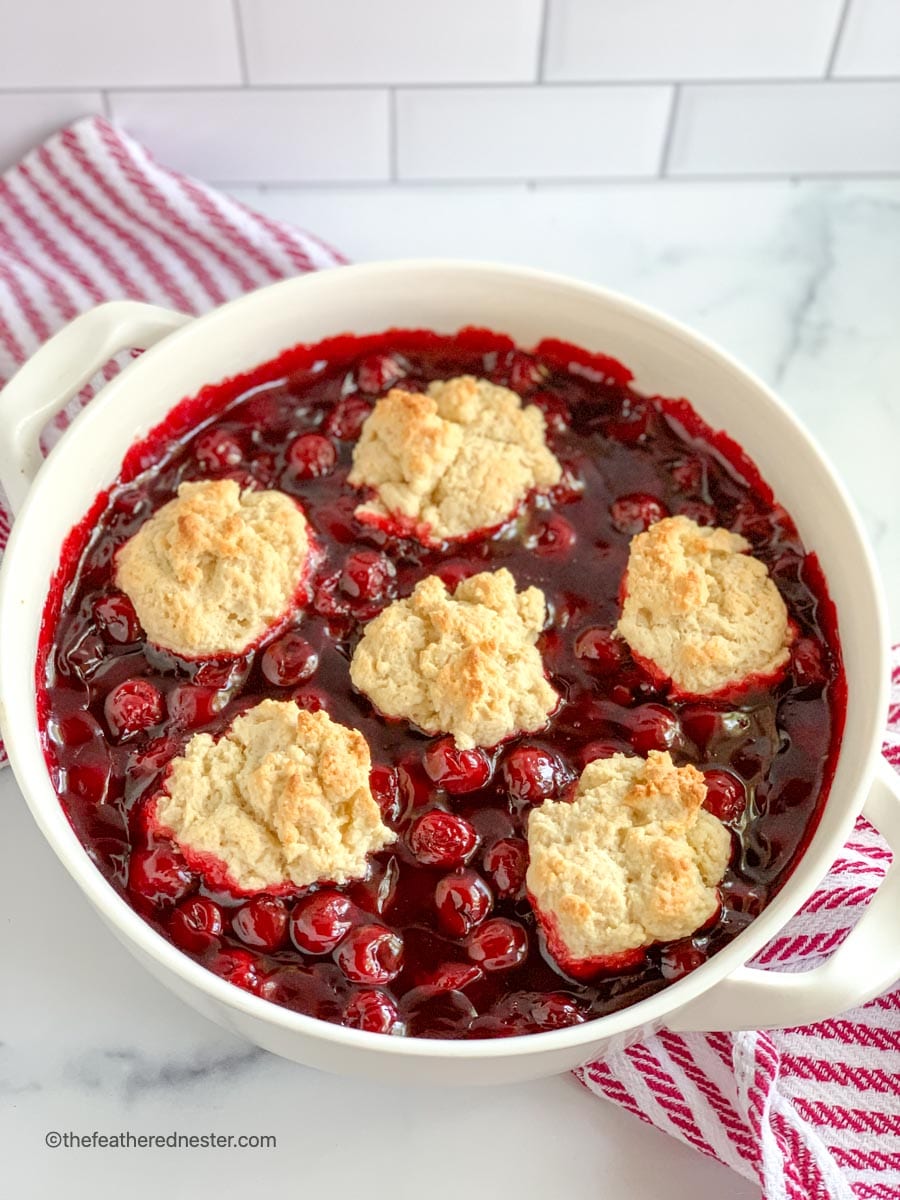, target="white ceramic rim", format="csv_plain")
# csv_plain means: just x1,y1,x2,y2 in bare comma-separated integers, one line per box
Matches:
0,259,891,1059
